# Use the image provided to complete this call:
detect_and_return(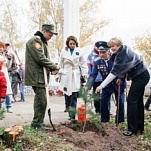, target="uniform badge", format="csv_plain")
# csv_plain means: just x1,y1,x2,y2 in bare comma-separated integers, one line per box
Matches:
64,87,67,91
76,52,79,55
34,42,41,49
